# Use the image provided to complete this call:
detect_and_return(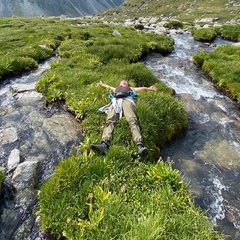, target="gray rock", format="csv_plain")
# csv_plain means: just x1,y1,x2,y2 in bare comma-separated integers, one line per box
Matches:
0,127,18,145
10,83,36,94
12,160,39,191
43,114,82,145
7,149,20,172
